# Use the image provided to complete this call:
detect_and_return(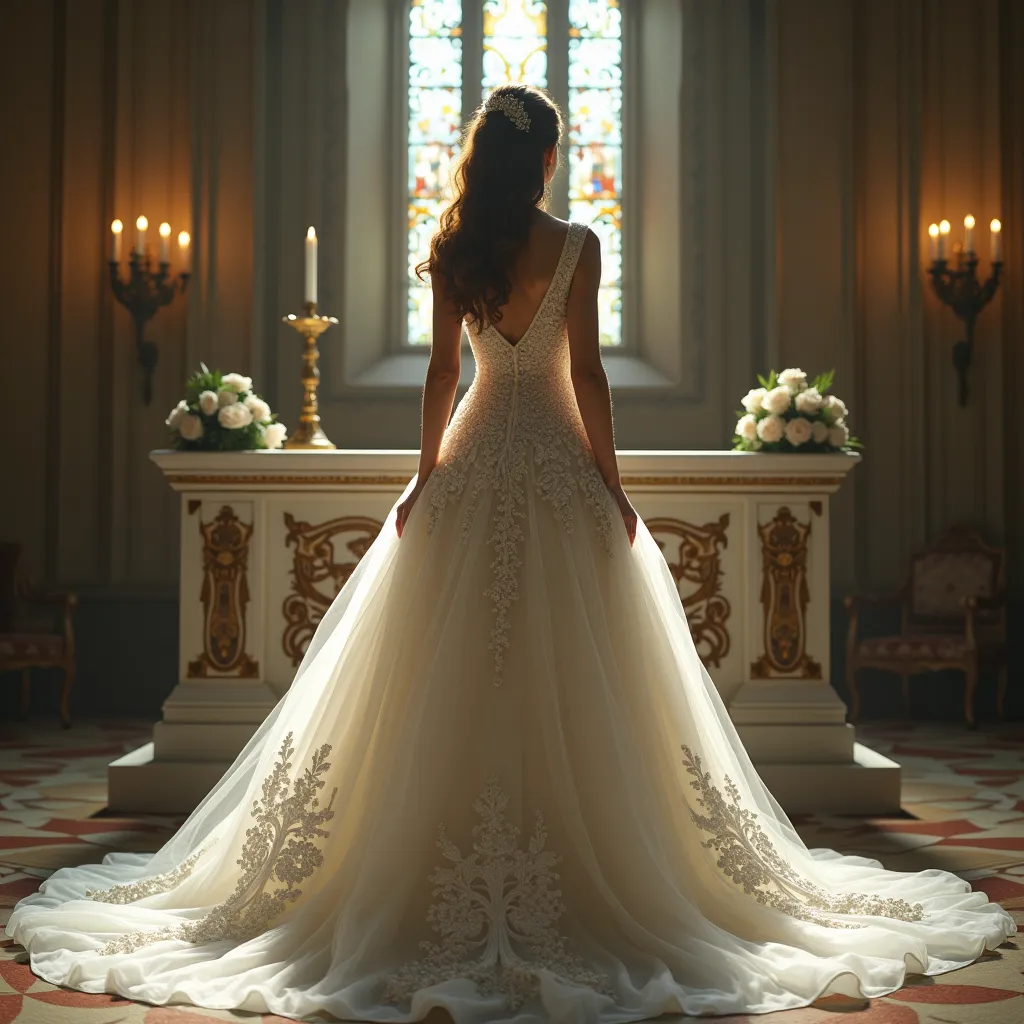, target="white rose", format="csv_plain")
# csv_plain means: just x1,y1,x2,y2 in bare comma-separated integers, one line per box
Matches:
828,423,850,448
822,394,848,423
811,420,829,444
756,413,785,443
784,416,813,446
165,400,188,430
794,387,823,414
198,390,219,416
762,385,792,415
735,414,759,442
218,388,239,407
778,367,808,392
263,422,287,449
244,395,272,423
741,388,767,414
179,413,203,441
218,403,254,429
221,373,253,393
